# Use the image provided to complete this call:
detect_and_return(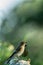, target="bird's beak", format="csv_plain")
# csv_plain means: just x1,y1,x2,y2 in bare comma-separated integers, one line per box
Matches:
25,42,27,47
25,44,27,47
